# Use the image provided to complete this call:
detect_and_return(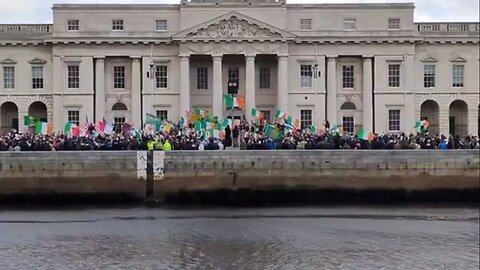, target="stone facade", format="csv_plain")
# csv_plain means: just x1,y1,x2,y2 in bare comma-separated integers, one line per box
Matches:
0,0,478,135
